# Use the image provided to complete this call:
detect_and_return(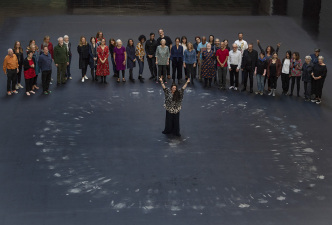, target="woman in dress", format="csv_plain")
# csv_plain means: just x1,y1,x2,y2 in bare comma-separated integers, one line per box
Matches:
77,36,90,82
136,34,146,82
89,37,98,81
311,56,327,104
289,52,303,97
113,39,127,83
183,42,196,84
171,37,184,84
266,52,282,97
280,50,291,95
109,38,117,77
23,51,36,96
201,43,216,88
159,76,190,137
13,41,24,90
30,44,40,91
155,39,170,84
96,38,110,84
302,55,314,101
126,39,136,82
